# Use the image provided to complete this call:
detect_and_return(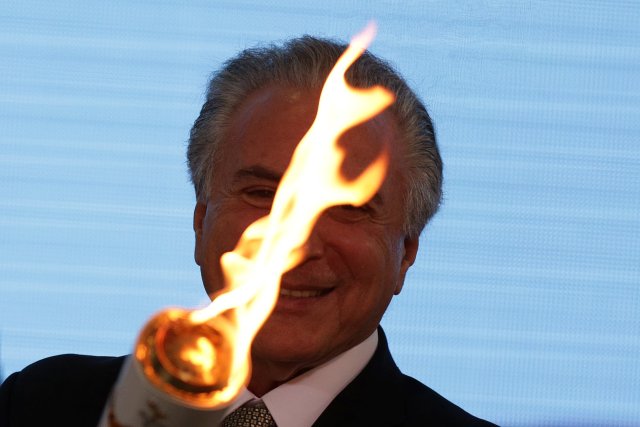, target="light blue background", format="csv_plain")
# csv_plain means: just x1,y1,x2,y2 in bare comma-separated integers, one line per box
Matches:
1,1,639,425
